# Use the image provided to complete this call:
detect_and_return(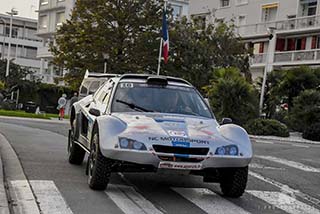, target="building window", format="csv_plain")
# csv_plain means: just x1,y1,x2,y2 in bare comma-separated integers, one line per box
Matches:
238,15,246,26
5,27,18,38
39,15,48,29
26,47,37,59
56,12,65,27
236,0,248,5
300,0,317,16
171,4,182,18
220,0,230,8
261,3,278,22
40,0,49,5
